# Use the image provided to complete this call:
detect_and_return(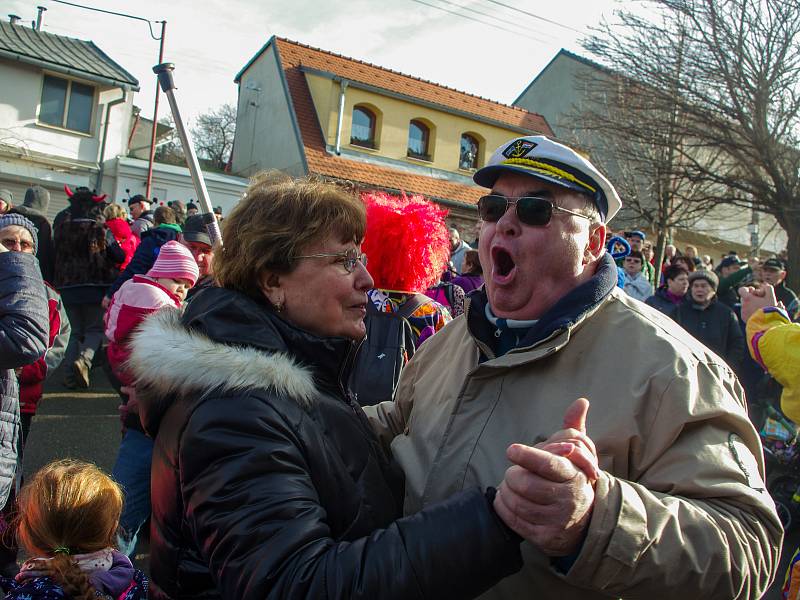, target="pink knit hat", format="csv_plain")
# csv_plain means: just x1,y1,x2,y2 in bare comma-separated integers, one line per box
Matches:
147,241,199,286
